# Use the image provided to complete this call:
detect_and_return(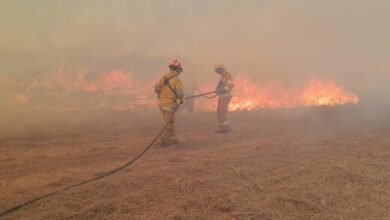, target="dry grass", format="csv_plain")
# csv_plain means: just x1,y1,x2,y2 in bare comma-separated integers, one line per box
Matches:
1,106,390,219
